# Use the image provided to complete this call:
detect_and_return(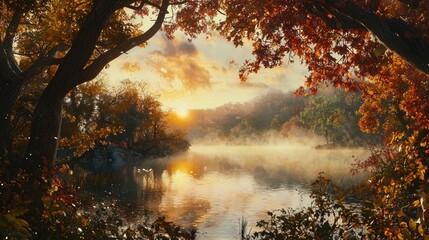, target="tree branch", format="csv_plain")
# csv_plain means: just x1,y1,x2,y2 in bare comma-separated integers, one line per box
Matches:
398,0,420,7
0,10,24,80
22,56,63,80
337,1,429,75
145,1,166,12
311,1,429,75
78,0,170,85
125,0,148,10
4,10,22,49
305,2,365,30
170,0,188,6
45,1,122,97
0,43,22,82
124,0,168,12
